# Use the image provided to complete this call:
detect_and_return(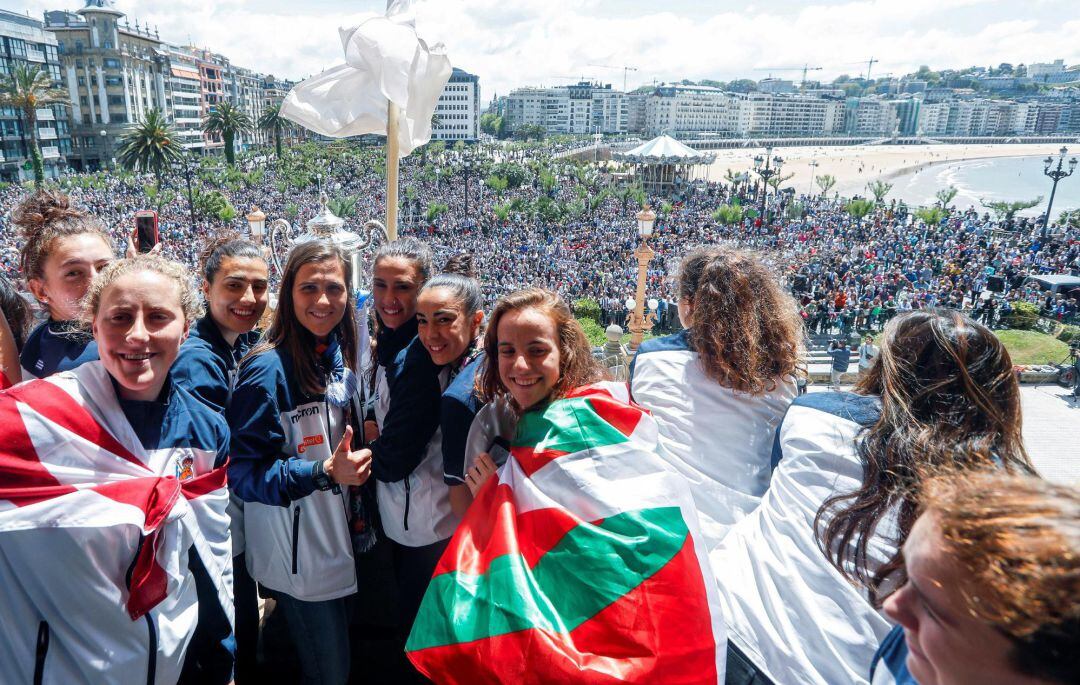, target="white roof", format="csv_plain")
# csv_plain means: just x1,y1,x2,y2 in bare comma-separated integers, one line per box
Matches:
616,135,716,164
